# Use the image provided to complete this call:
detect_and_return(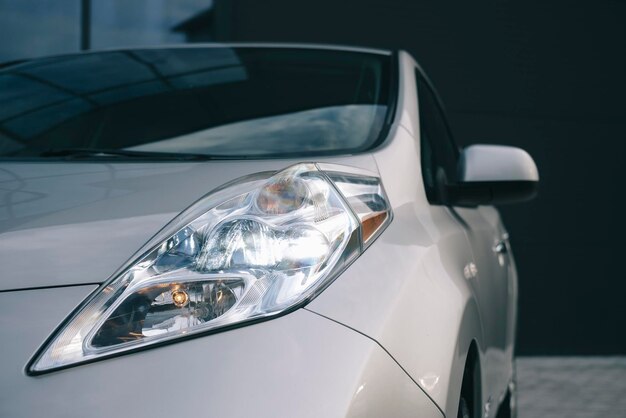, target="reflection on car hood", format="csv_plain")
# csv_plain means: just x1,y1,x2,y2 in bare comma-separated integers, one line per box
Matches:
0,156,377,291
127,105,385,156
